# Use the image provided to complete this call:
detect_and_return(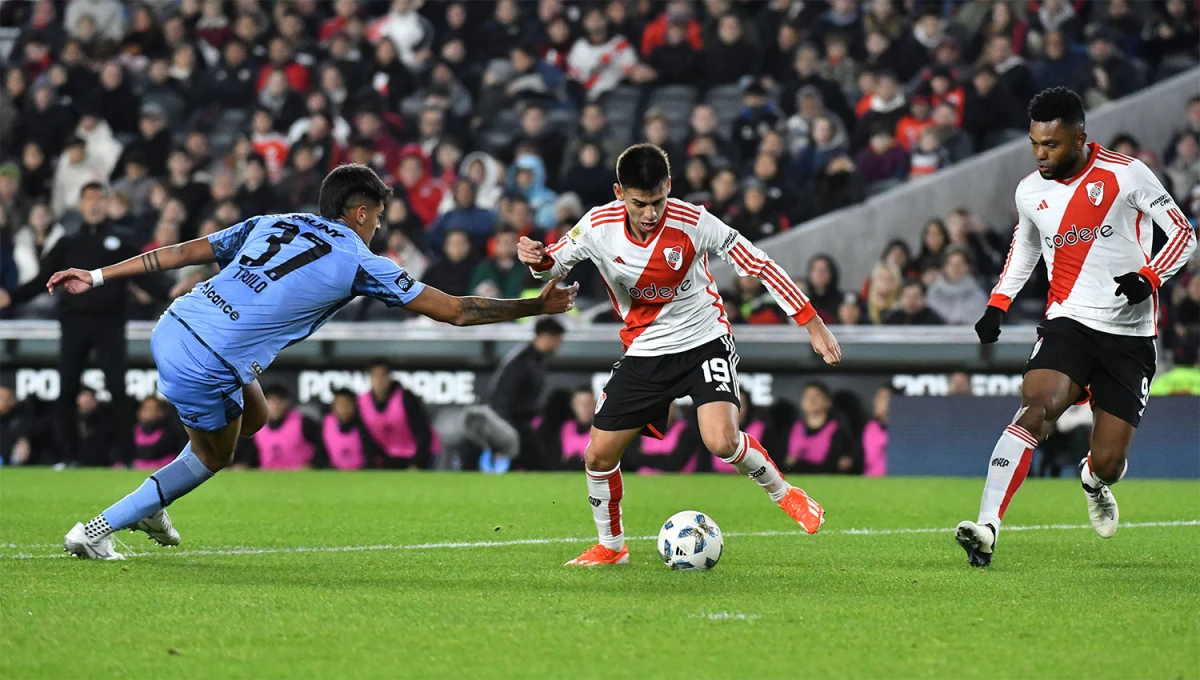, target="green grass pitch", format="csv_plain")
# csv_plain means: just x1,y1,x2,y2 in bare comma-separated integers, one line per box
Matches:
2,469,1197,679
